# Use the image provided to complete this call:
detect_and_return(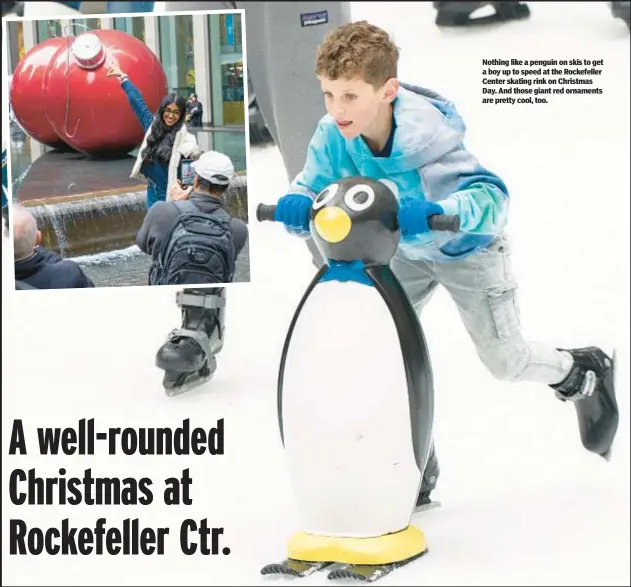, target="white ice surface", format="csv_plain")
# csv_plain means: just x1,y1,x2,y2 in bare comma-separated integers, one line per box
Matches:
2,2,630,586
